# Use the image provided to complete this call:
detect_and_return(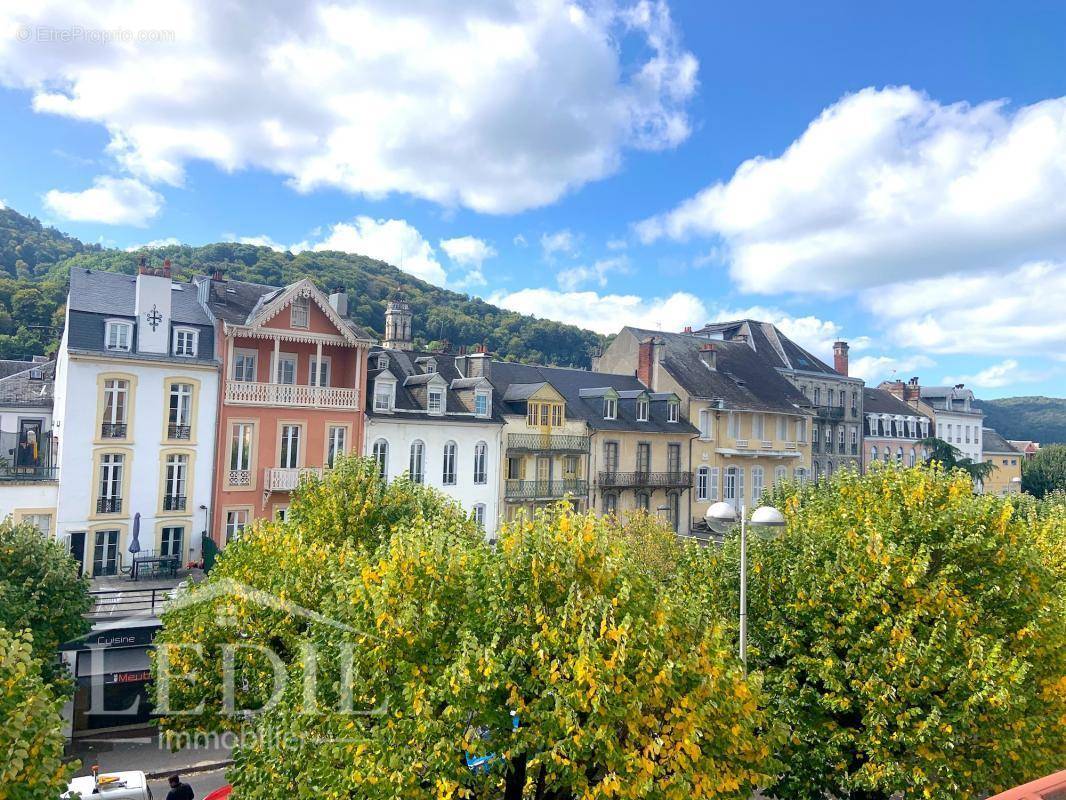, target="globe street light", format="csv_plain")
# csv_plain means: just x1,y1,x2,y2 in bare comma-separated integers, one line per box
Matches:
705,500,784,673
